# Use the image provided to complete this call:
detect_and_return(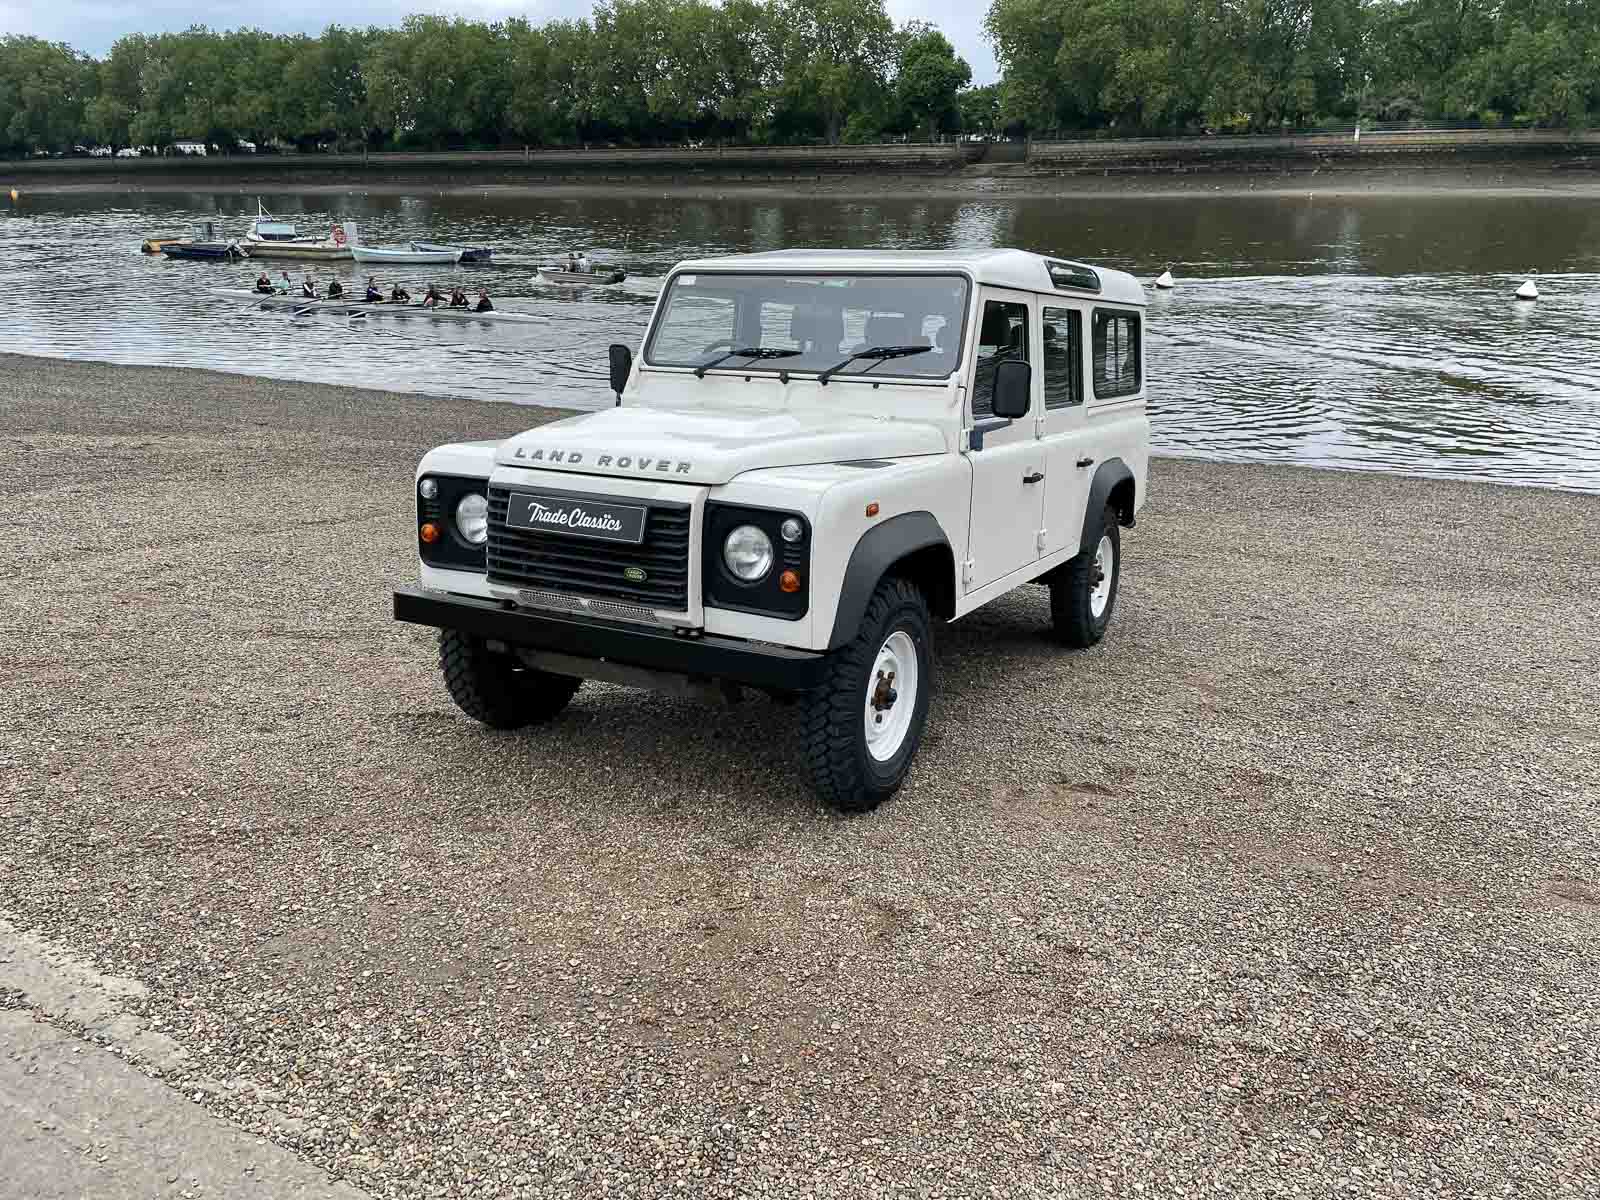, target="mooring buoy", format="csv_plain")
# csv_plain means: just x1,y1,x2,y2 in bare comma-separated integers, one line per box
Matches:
1155,269,1175,289
1515,276,1538,301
